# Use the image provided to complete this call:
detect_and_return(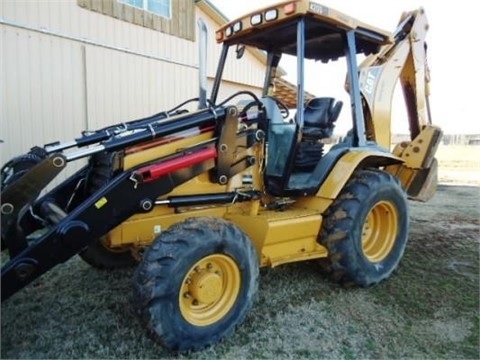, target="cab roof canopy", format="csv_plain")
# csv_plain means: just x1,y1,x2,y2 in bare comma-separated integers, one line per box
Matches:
216,0,393,62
